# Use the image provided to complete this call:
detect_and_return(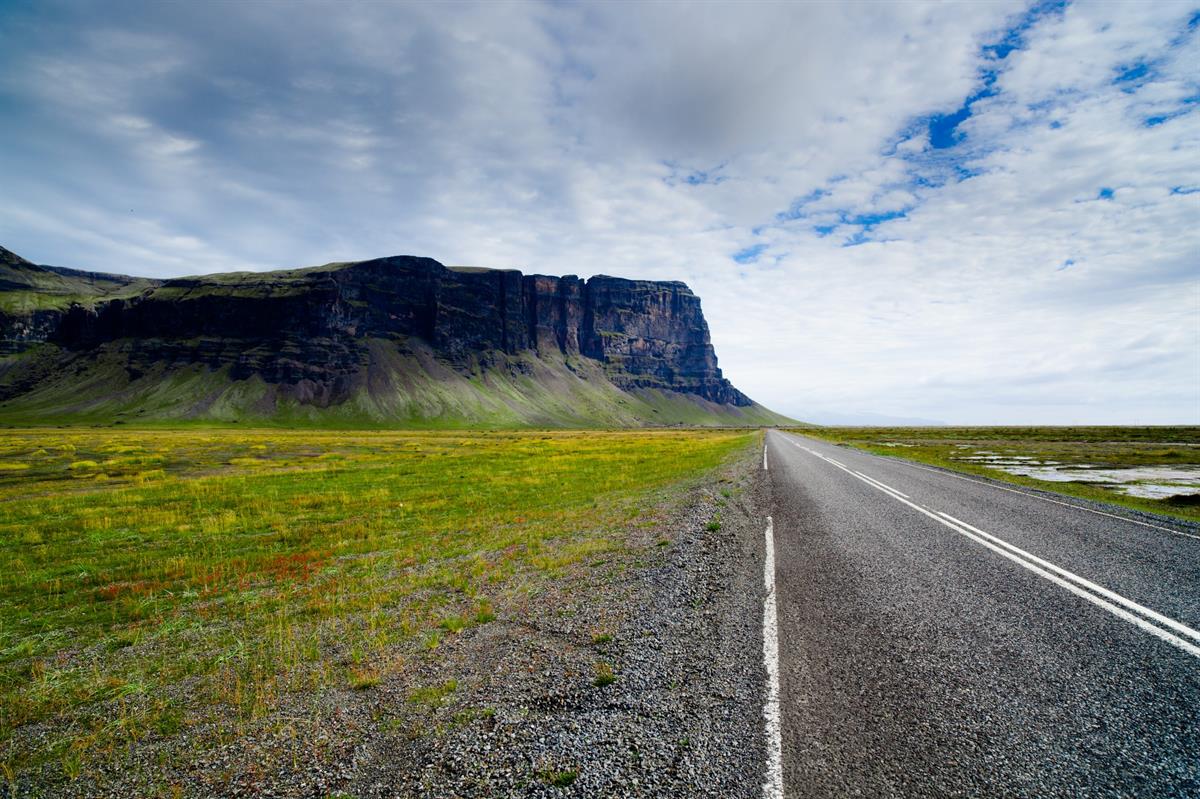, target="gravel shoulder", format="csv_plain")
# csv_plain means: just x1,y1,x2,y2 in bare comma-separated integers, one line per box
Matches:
10,439,771,798
344,441,772,797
